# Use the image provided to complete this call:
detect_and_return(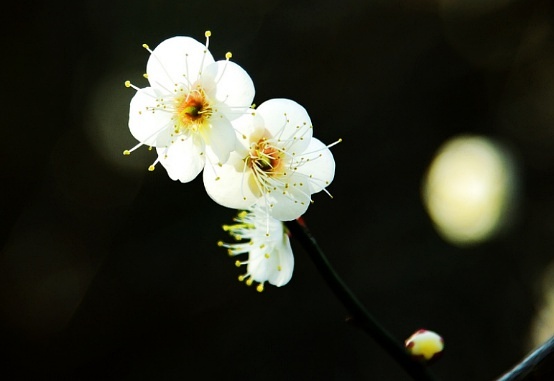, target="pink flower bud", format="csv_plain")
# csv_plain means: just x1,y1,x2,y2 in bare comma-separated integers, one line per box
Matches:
405,329,444,363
